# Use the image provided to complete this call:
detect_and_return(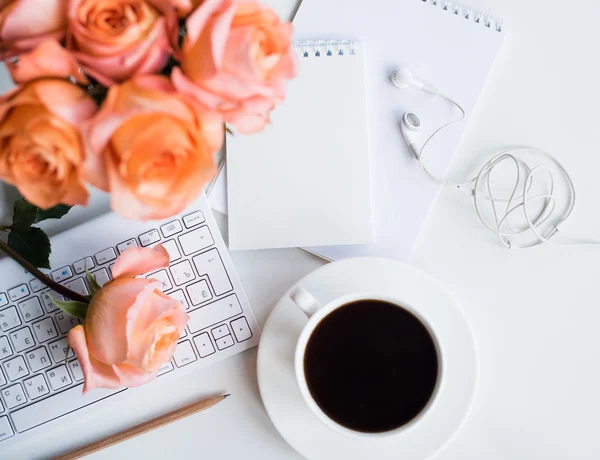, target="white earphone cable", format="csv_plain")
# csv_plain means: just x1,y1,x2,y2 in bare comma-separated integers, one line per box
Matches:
414,94,600,249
